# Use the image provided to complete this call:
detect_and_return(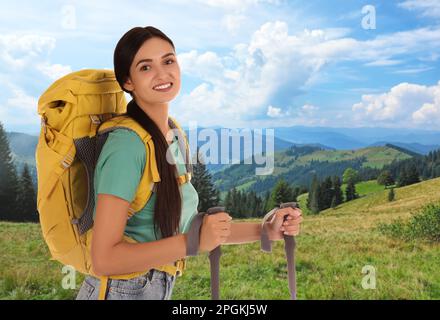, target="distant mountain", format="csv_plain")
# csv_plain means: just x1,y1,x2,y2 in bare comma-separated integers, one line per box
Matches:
273,126,440,150
274,127,365,150
7,132,38,158
6,132,38,186
369,141,440,155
